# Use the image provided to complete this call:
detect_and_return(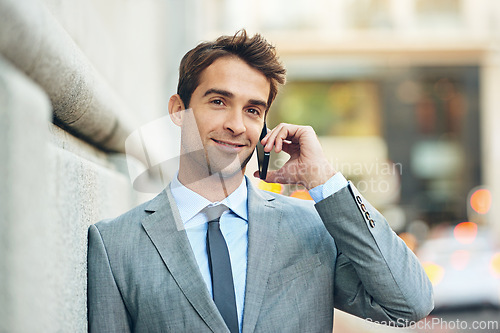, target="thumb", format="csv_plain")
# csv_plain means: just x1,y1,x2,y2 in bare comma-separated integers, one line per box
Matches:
252,169,280,183
262,169,293,185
